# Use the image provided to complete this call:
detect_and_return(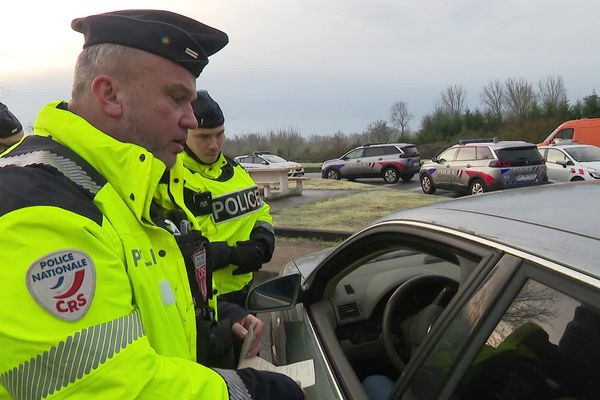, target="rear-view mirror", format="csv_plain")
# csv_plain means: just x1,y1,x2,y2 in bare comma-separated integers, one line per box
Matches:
246,273,302,313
